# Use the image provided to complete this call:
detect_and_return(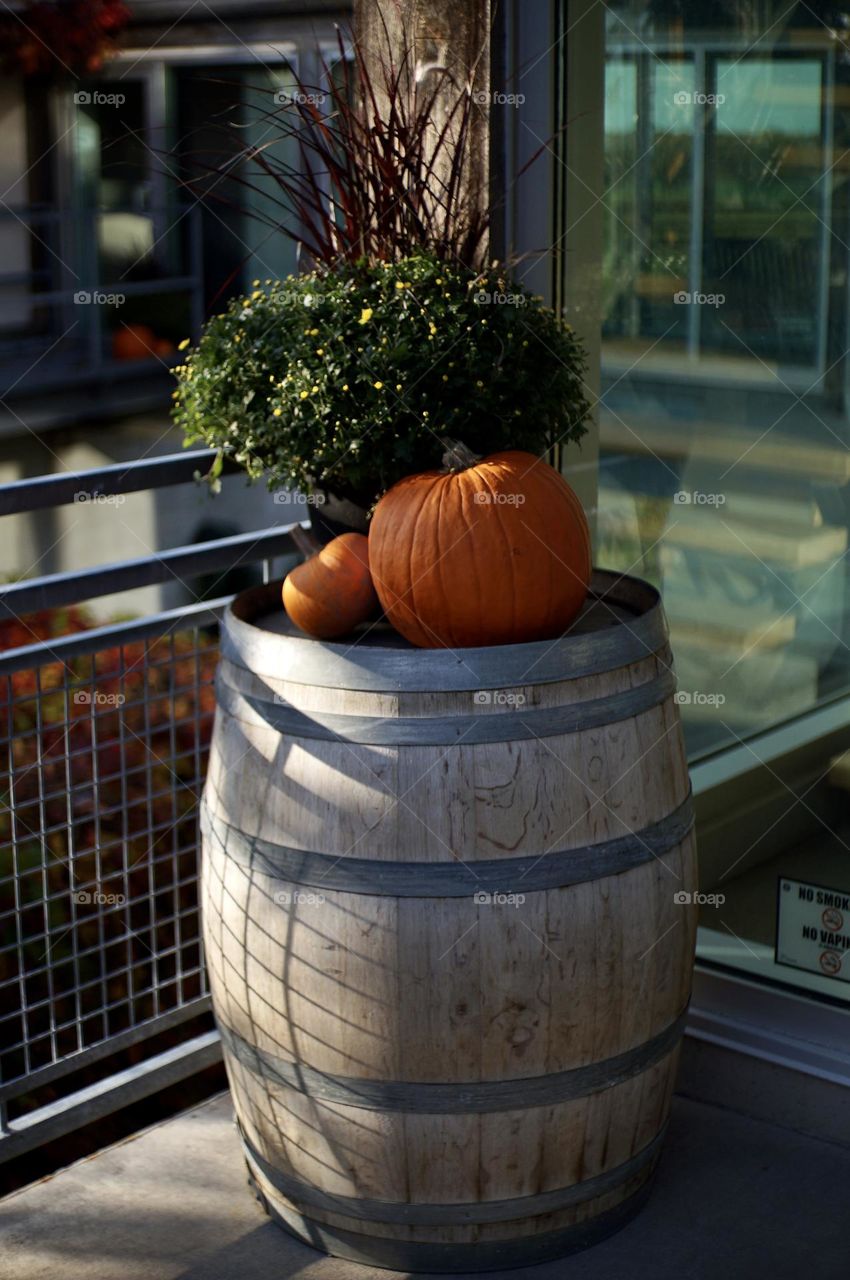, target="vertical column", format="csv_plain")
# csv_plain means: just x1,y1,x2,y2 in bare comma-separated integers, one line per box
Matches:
353,0,492,266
